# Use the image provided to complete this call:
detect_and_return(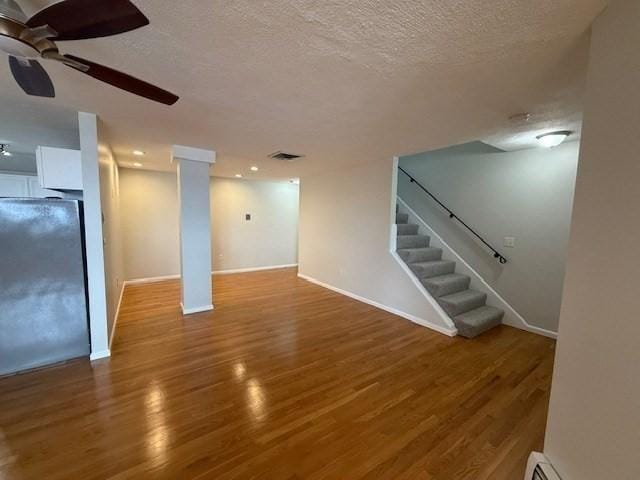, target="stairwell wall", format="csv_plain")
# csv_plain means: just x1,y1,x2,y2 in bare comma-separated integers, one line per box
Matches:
298,157,455,335
398,141,579,332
